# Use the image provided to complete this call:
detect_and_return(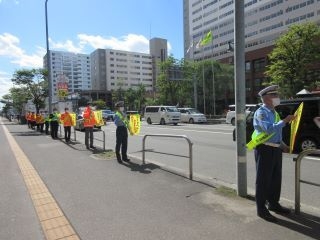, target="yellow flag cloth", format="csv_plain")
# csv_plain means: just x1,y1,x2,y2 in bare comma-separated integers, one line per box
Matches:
94,110,105,126
290,102,304,153
70,113,76,126
129,114,141,135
